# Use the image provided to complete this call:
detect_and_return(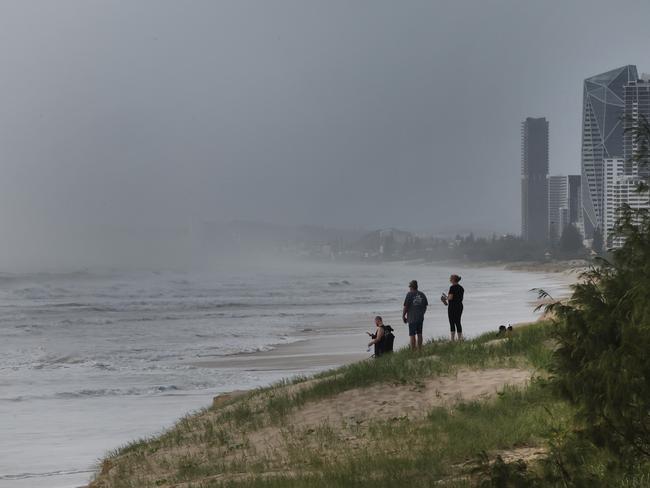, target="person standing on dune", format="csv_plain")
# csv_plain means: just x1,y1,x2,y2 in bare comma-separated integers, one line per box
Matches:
441,274,464,341
403,280,428,350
